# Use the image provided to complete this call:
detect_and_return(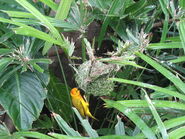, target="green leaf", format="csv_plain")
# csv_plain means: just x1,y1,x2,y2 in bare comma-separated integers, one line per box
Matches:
73,107,99,138
147,42,182,49
99,58,144,69
115,116,125,135
179,0,185,9
38,0,58,11
32,63,44,73
55,0,73,20
136,52,185,94
117,100,185,111
0,58,13,73
0,31,14,43
144,91,168,139
159,0,169,42
177,20,185,53
168,126,185,139
53,113,81,136
98,0,122,48
136,115,185,138
15,0,62,41
2,10,35,18
109,78,185,101
14,131,54,139
96,135,140,139
15,0,74,55
49,133,87,139
0,66,22,87
164,116,185,130
13,27,62,45
0,71,47,130
125,0,146,15
47,74,73,122
42,0,73,55
29,58,52,64
0,124,11,139
0,48,13,56
169,56,185,63
0,17,62,46
104,100,157,139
